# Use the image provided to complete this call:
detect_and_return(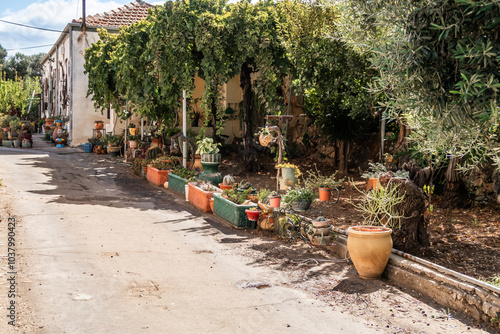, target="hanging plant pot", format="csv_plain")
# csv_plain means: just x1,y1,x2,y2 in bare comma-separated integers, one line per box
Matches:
318,187,331,201
259,132,275,147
